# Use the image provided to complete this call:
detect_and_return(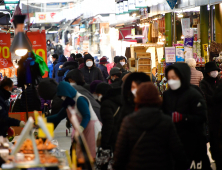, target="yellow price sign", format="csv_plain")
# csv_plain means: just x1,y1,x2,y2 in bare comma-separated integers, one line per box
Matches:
0,46,10,59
